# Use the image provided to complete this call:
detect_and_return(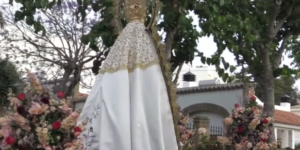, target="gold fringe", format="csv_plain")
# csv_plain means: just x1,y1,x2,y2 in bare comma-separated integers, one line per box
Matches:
149,0,180,145
99,59,160,74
